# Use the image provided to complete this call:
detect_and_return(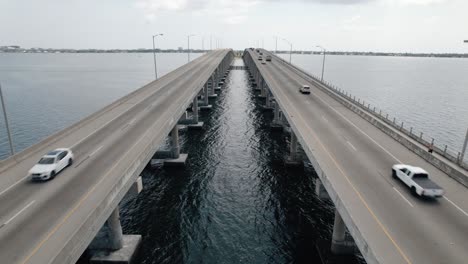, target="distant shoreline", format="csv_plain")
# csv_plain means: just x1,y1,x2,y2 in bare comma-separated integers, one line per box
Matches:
1,47,467,58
